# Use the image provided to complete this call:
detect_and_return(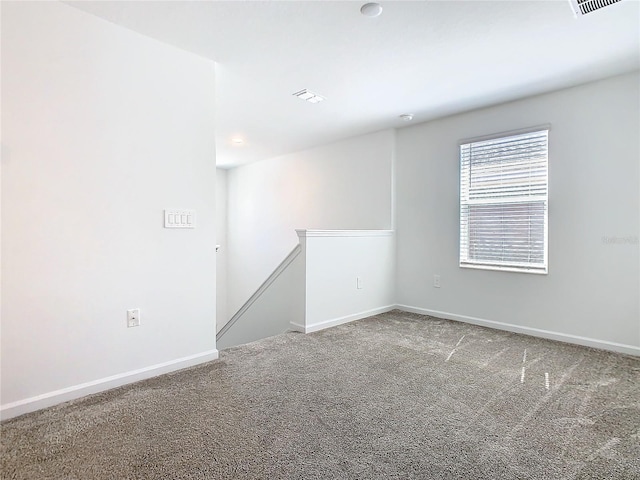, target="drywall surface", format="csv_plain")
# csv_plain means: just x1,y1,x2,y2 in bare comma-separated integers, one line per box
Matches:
298,230,395,332
217,246,304,350
396,72,640,348
226,129,394,319
216,169,228,330
1,2,217,413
